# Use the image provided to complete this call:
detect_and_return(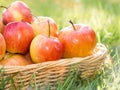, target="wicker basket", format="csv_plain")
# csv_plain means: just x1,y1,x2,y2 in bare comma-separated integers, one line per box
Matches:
0,43,108,90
